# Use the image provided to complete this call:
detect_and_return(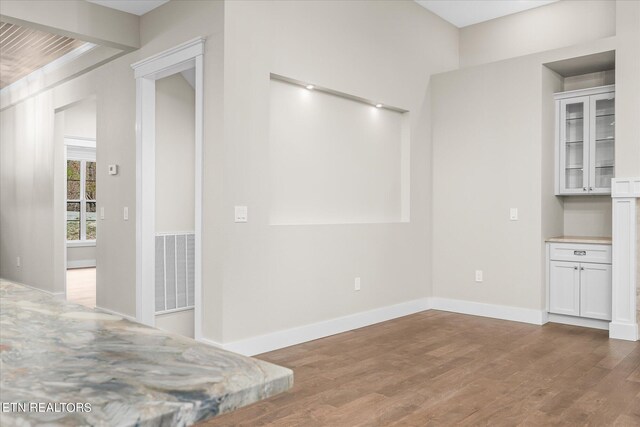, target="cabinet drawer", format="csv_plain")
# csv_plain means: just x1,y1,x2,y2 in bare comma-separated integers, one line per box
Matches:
548,243,611,264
